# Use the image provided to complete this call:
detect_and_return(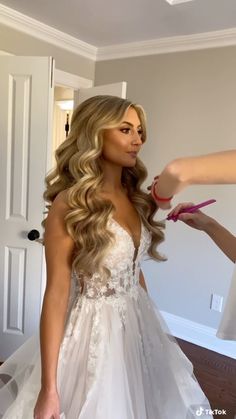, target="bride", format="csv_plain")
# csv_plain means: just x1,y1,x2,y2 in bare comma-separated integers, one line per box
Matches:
0,95,213,419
